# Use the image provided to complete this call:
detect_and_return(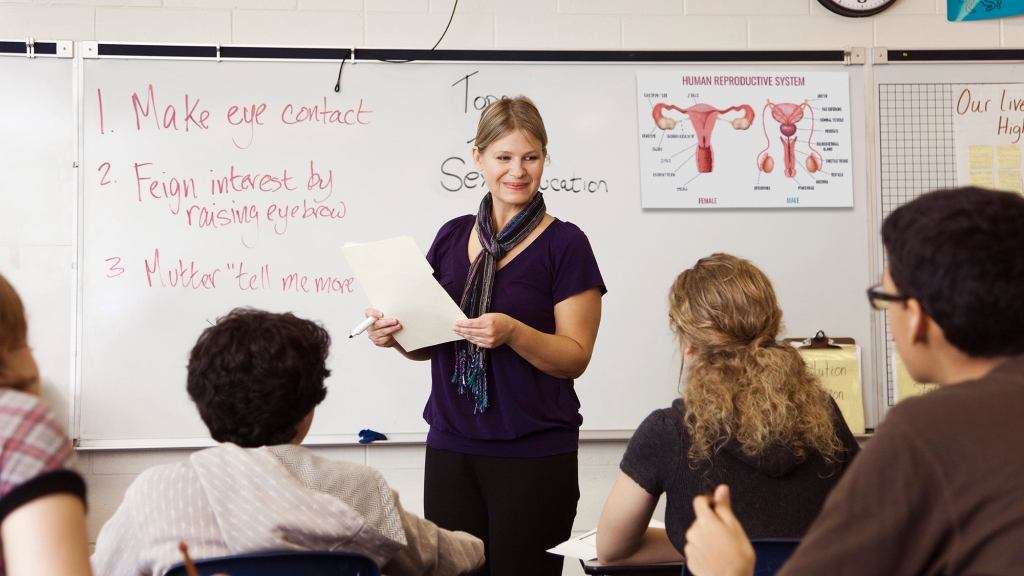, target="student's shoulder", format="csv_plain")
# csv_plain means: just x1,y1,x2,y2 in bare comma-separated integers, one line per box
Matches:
127,459,198,500
0,389,73,466
0,388,58,427
887,360,1024,441
634,399,687,440
268,444,385,485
